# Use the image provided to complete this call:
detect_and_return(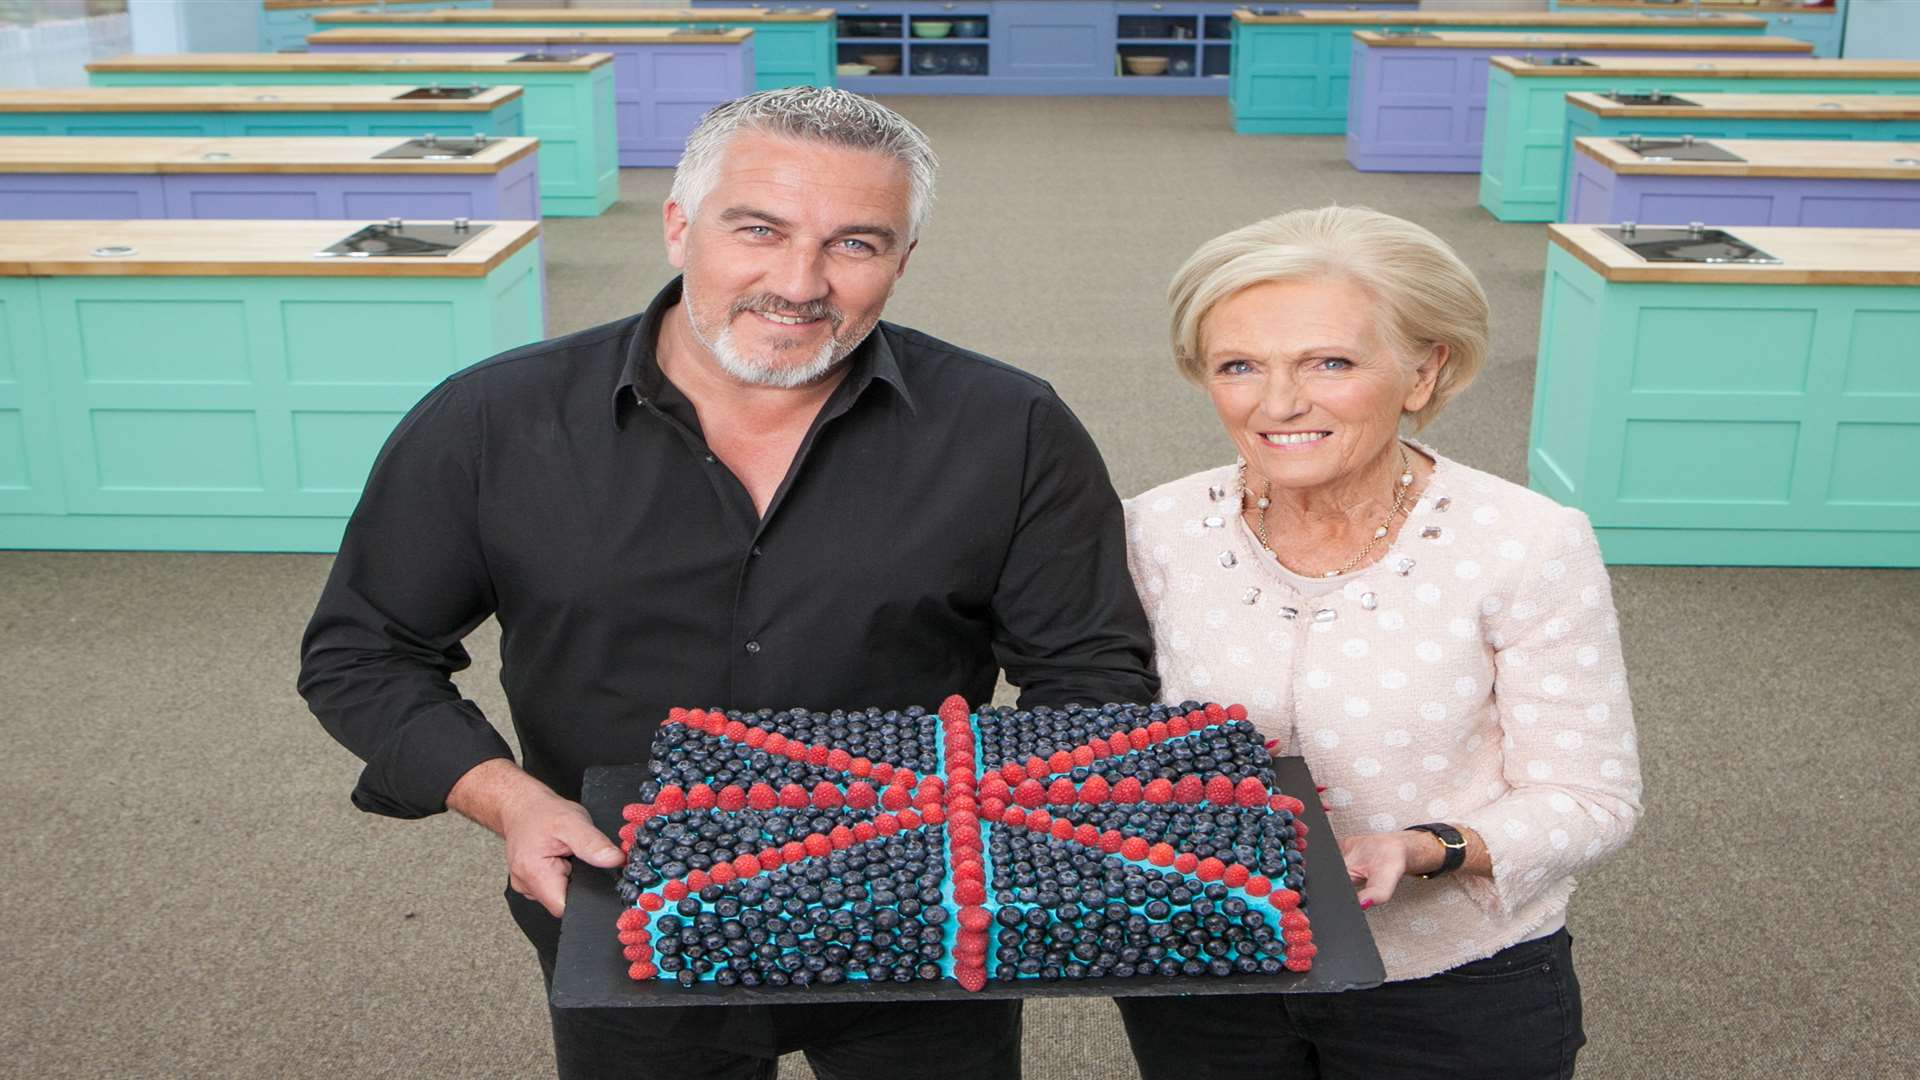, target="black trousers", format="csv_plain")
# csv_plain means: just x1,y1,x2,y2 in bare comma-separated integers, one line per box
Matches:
1115,930,1585,1080
507,889,1024,1080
